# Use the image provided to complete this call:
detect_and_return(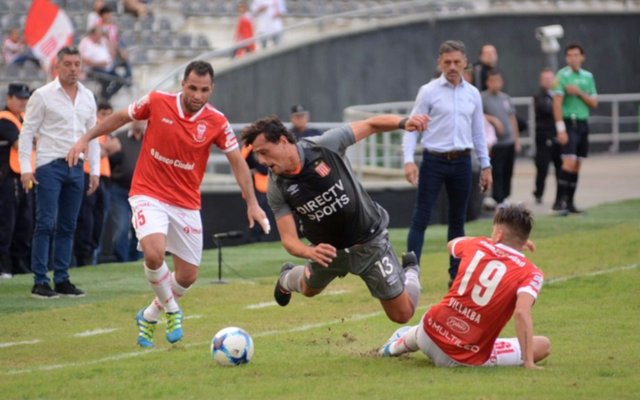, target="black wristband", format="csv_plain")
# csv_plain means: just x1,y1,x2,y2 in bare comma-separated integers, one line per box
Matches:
398,117,409,130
